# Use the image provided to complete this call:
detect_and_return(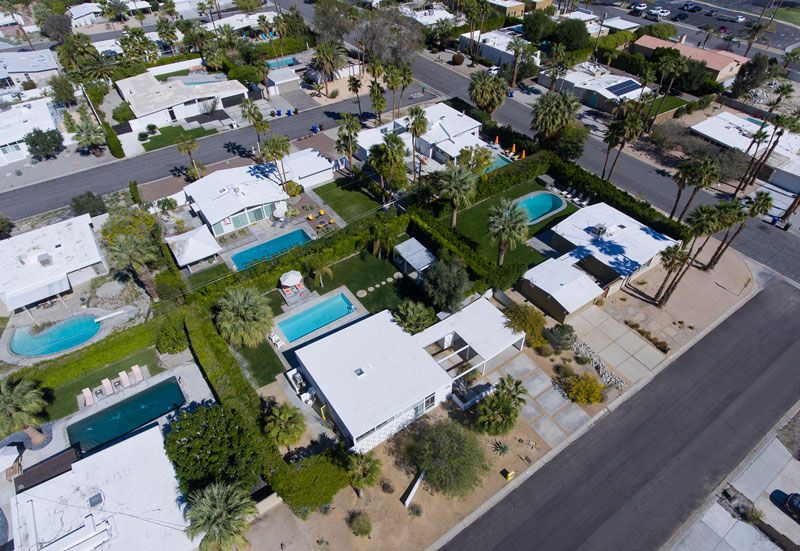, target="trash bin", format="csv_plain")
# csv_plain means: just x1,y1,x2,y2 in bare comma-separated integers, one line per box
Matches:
507,90,514,97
